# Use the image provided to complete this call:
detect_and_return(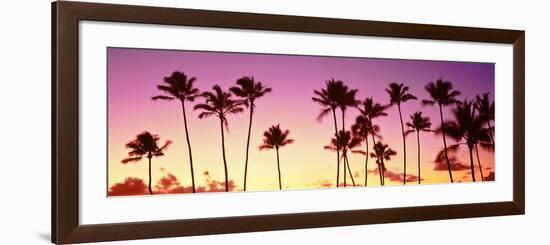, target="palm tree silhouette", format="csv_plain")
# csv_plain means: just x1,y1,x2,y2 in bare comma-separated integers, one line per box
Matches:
422,78,461,183
355,97,387,185
437,100,492,182
405,112,432,184
324,130,361,187
230,76,272,191
194,85,245,192
152,71,200,193
370,142,397,186
351,115,381,186
386,83,417,185
337,83,359,131
312,79,347,187
121,131,172,195
475,93,495,145
259,124,294,190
